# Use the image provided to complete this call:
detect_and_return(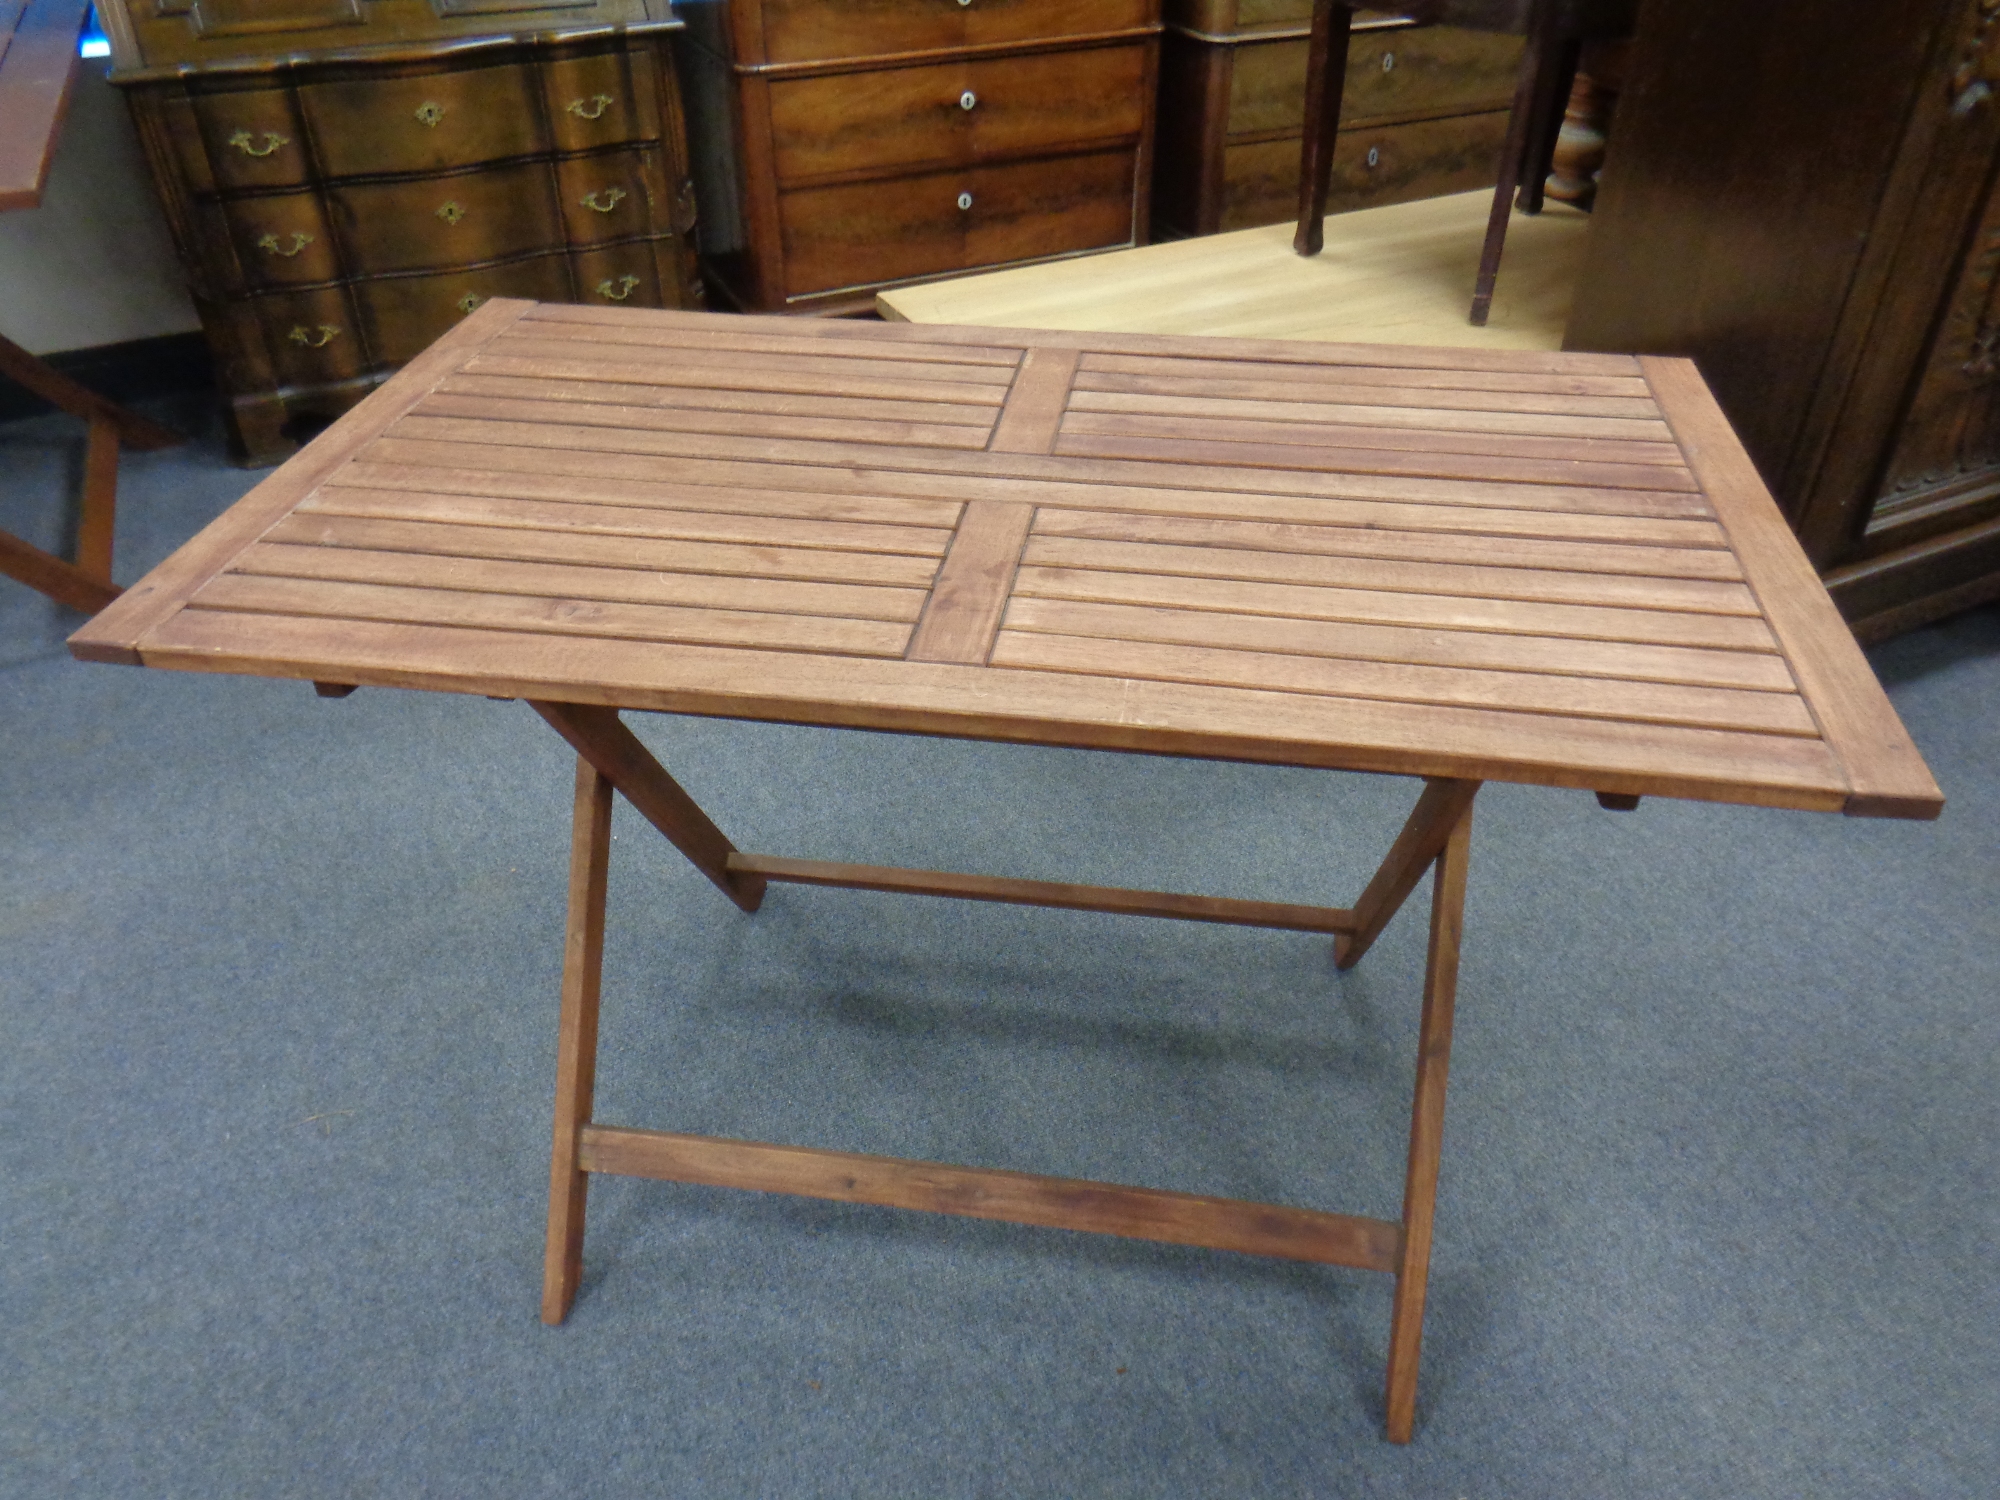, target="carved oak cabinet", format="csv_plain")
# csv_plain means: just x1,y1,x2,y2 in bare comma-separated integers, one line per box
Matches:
98,0,703,463
676,0,1163,314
